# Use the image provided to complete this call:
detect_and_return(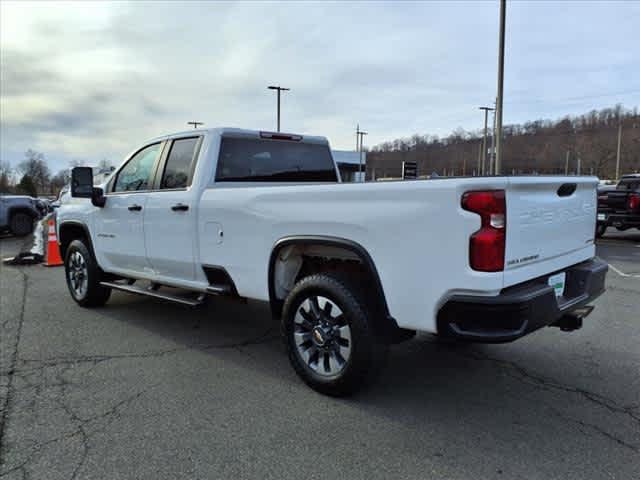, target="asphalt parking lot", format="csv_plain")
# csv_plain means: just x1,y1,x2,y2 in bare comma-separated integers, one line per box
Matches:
1,231,639,480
